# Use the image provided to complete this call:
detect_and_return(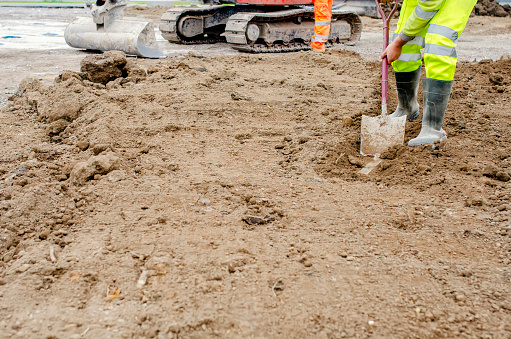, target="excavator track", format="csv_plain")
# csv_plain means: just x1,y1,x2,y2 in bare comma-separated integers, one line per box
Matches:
223,9,362,53
160,5,273,44
160,6,226,44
